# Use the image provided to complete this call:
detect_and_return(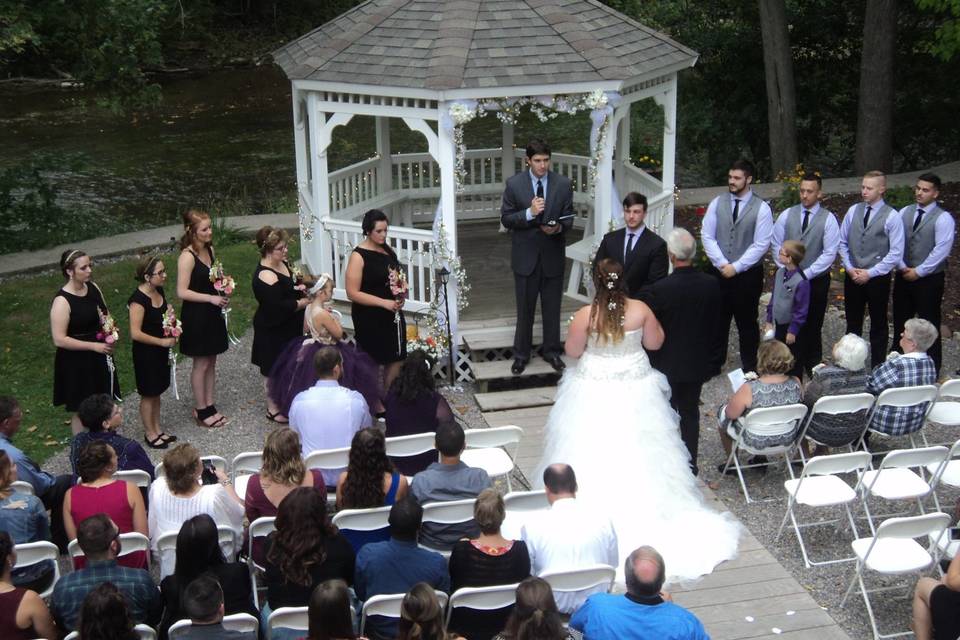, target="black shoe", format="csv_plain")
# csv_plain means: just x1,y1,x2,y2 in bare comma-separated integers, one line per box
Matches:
747,455,769,473
511,359,527,375
545,354,565,373
716,462,736,476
